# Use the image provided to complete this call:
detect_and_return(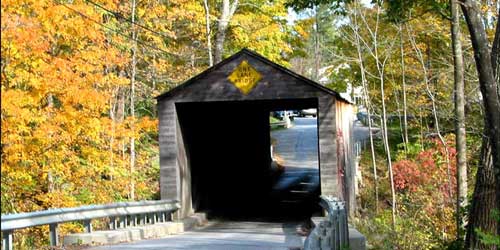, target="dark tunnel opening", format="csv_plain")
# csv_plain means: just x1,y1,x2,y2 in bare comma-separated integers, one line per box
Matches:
176,98,321,221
